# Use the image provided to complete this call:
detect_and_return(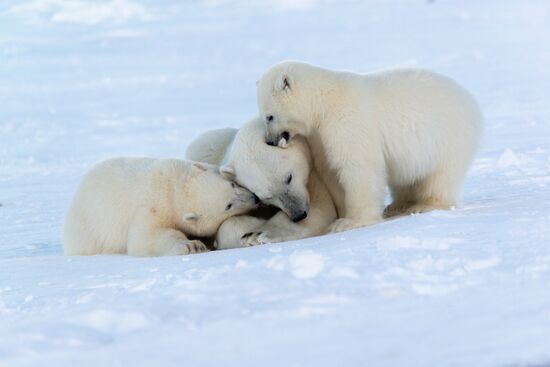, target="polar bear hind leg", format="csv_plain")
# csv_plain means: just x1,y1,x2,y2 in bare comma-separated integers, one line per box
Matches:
385,165,461,217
